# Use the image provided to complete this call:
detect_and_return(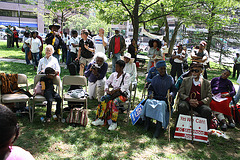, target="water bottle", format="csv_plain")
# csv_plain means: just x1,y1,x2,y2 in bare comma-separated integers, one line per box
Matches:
40,117,46,122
